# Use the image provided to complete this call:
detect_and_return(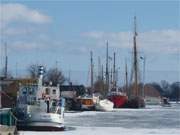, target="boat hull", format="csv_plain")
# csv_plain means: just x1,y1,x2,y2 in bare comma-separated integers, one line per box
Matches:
77,98,95,111
17,121,64,131
95,99,114,111
108,95,128,108
17,112,64,131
